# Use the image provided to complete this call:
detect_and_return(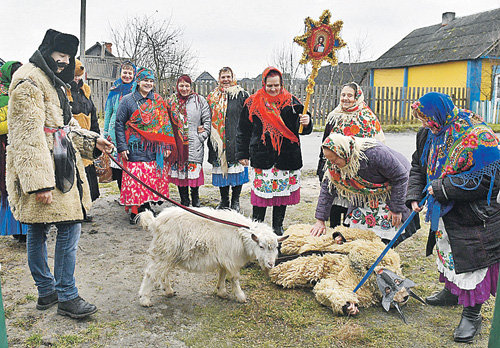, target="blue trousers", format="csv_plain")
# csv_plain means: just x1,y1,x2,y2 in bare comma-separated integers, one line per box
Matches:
27,223,81,302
